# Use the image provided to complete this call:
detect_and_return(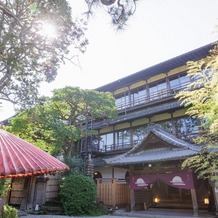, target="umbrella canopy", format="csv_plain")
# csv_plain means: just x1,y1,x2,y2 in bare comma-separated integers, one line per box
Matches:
0,129,69,178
